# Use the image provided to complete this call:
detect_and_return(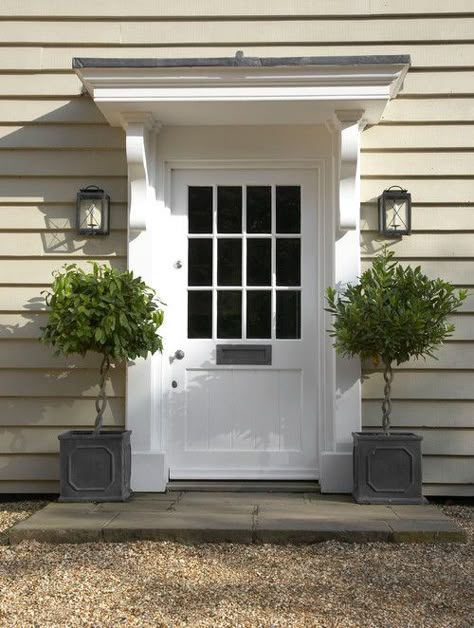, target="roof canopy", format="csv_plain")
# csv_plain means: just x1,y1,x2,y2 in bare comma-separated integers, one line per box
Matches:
74,53,410,127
